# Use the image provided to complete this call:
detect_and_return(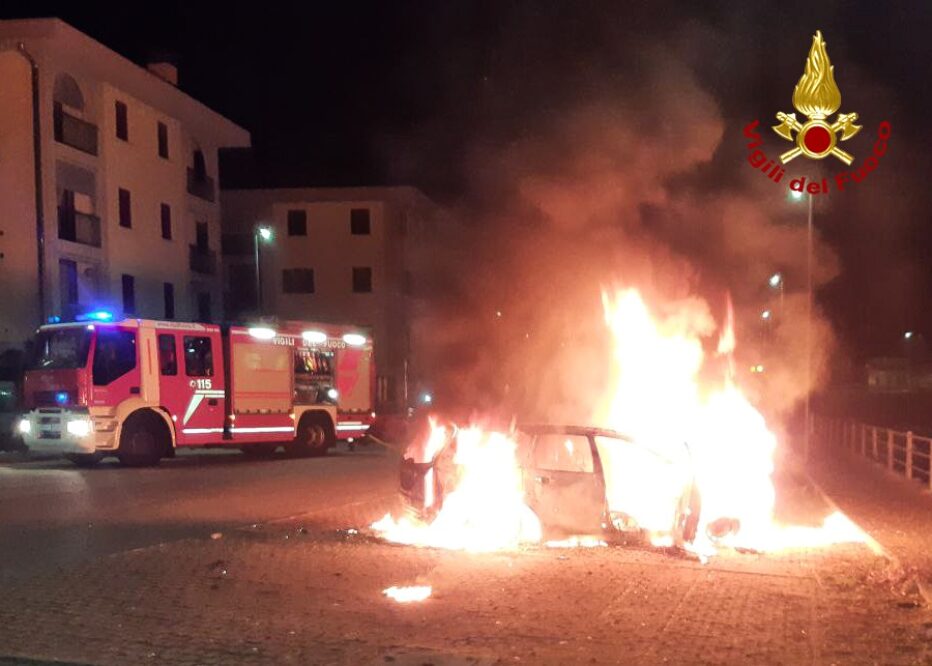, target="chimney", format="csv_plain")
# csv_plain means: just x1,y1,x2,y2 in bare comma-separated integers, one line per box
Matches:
147,62,178,86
